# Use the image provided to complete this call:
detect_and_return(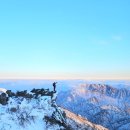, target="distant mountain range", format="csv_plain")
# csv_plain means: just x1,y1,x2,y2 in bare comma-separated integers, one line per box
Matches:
57,83,130,130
